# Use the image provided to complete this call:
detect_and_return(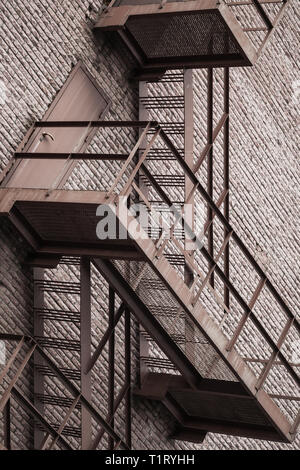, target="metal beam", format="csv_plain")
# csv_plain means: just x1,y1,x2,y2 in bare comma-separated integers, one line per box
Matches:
223,67,230,309
138,159,299,423
227,0,283,5
125,308,132,449
34,120,158,128
26,254,62,268
118,29,146,66
184,69,196,364
193,112,229,174
3,400,11,450
38,245,144,261
9,208,41,251
0,343,36,413
136,373,250,399
14,153,130,161
257,0,290,56
138,80,151,386
33,268,45,449
141,54,251,69
90,384,128,449
108,287,115,450
80,257,92,449
207,68,214,288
